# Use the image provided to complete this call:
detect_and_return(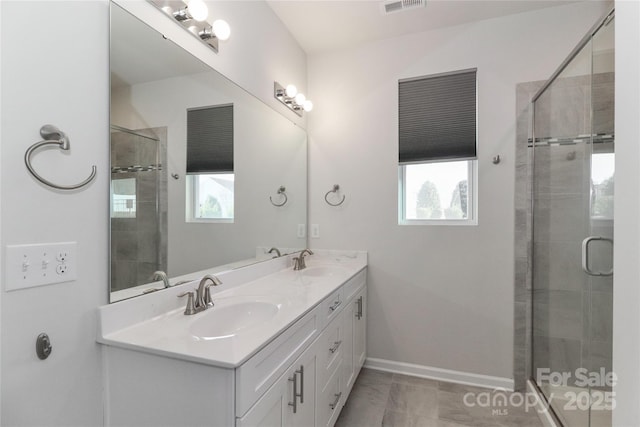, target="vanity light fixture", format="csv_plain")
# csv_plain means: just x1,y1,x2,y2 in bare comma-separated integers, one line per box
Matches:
169,0,209,22
154,0,231,53
274,81,314,117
